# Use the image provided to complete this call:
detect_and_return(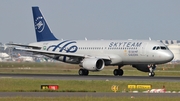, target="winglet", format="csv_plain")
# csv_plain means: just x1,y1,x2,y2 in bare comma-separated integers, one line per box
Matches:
32,6,58,42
